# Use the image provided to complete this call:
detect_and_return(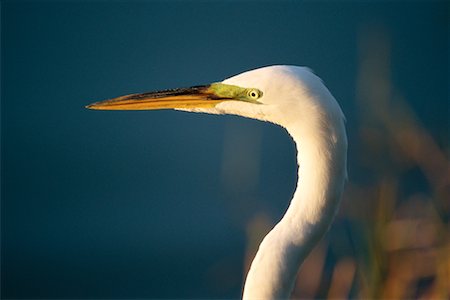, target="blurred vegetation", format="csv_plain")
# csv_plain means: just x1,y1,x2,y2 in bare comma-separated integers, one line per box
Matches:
243,27,449,299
